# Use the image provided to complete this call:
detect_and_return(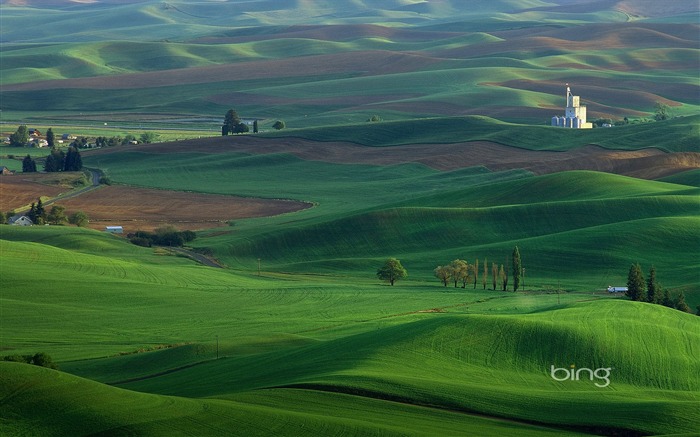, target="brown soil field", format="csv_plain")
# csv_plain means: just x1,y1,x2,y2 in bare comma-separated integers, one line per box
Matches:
0,172,77,212
53,186,311,232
